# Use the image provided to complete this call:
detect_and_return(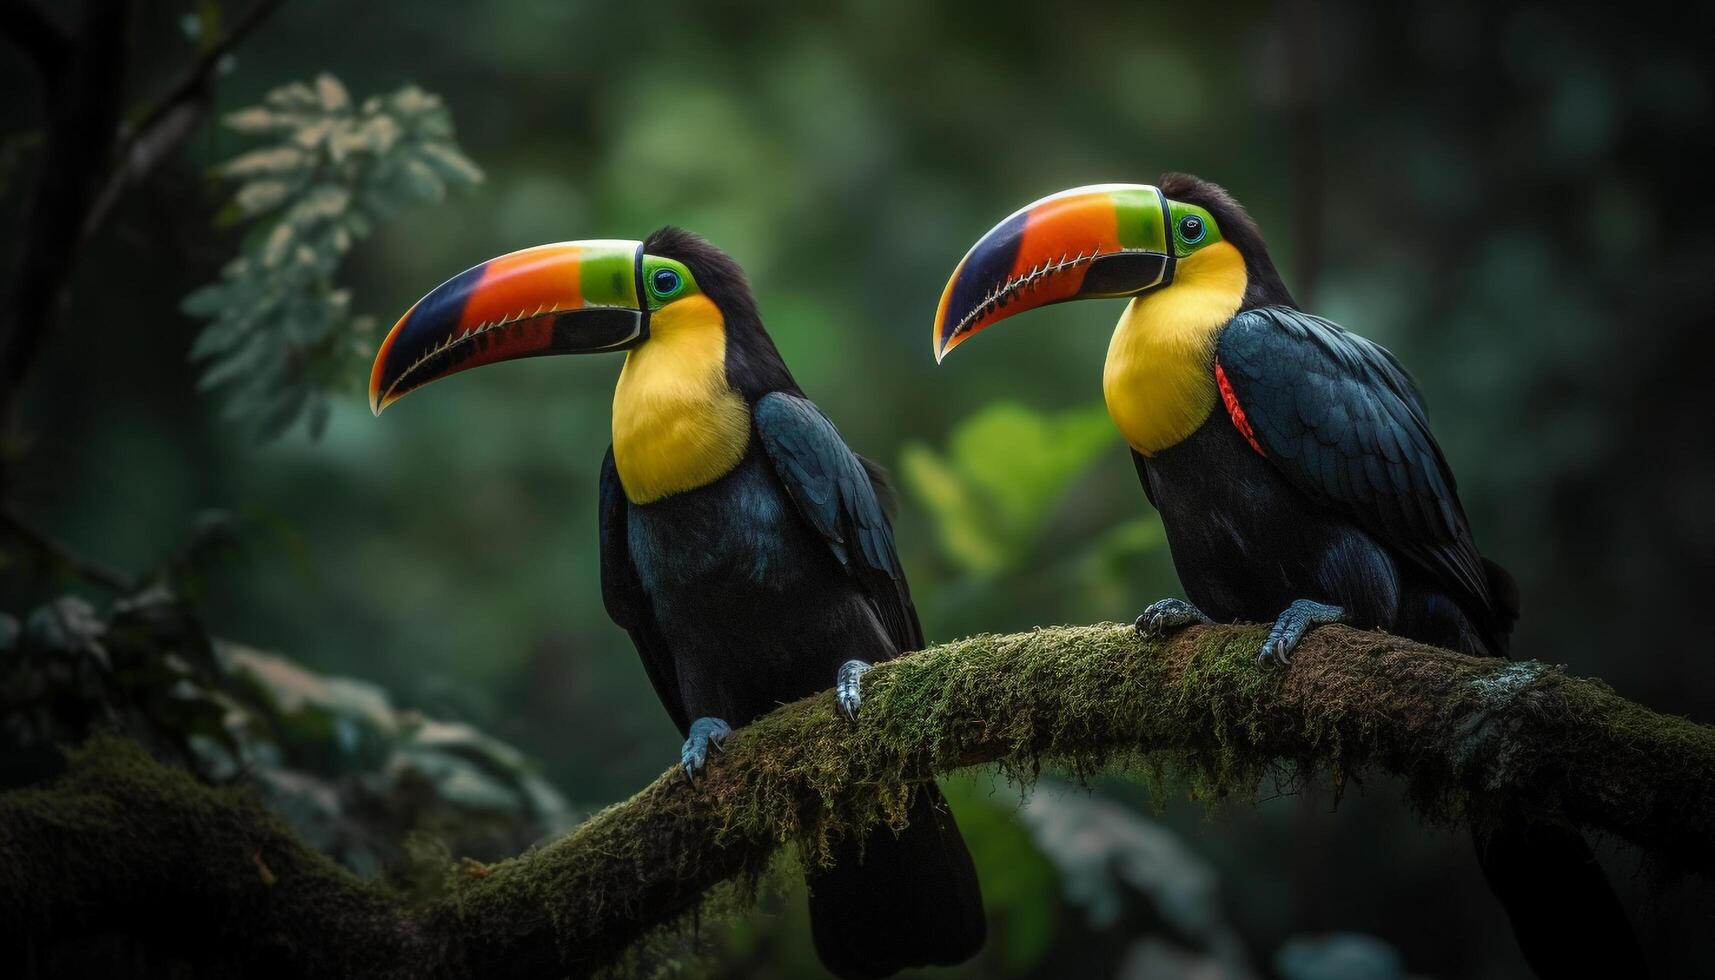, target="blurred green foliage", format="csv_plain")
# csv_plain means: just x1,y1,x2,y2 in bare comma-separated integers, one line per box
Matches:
5,0,1714,976
901,402,1168,636
183,74,482,439
0,584,566,877
0,589,230,777
902,402,1117,576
